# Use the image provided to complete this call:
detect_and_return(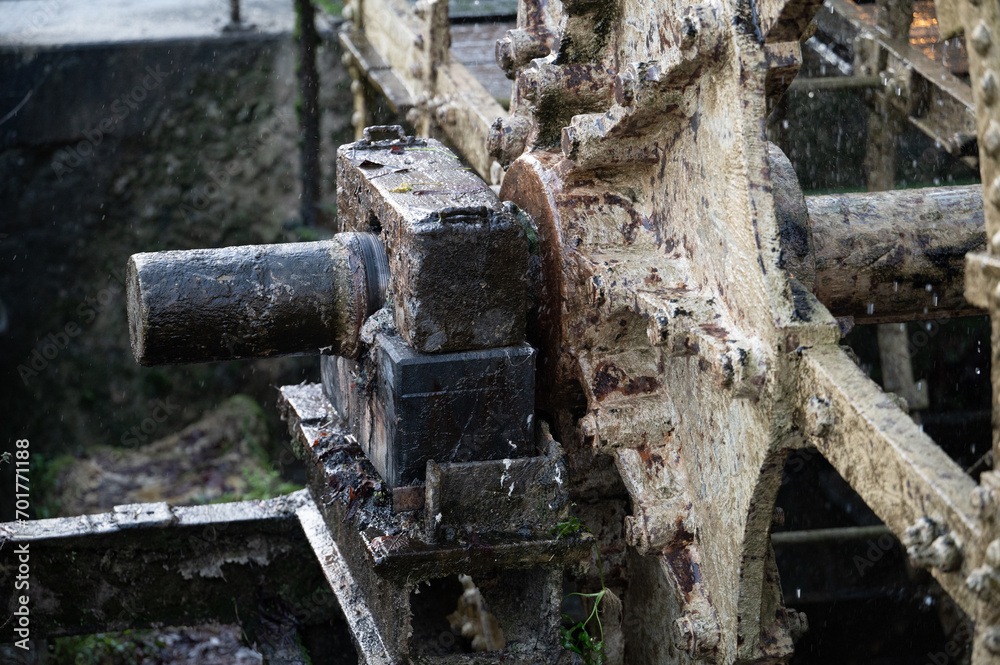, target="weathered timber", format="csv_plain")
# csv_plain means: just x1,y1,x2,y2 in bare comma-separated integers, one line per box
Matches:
804,185,987,323
0,492,341,643
798,345,983,612
127,233,388,365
